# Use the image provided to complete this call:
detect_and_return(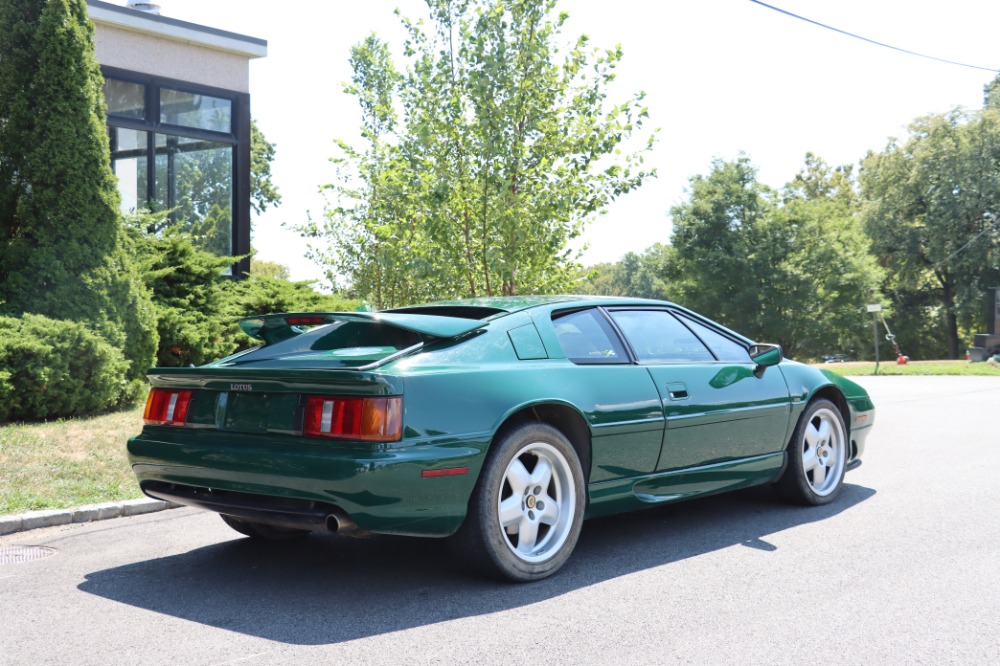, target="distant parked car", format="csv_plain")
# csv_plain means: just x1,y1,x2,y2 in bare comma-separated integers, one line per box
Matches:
824,354,853,363
129,296,875,581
